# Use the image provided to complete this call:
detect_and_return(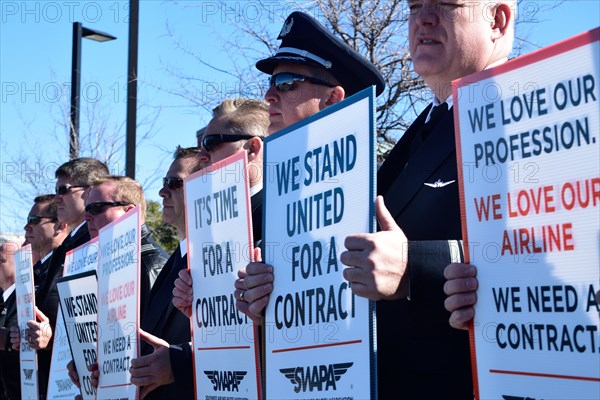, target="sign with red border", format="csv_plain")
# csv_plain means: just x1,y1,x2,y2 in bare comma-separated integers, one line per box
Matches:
15,244,39,399
184,151,262,399
453,27,600,399
96,207,141,400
